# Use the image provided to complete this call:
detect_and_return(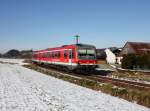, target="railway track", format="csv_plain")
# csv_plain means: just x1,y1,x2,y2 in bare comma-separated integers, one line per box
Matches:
25,64,150,91
86,75,150,91
117,68,150,76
